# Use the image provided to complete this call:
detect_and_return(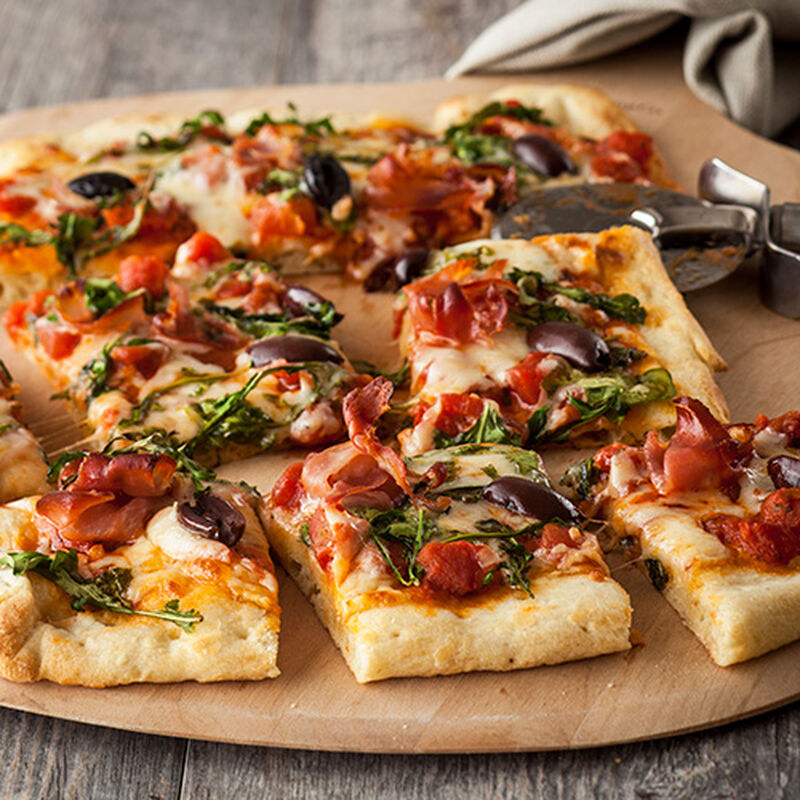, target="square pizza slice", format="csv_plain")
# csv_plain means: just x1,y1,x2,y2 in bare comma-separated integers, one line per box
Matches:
395,227,726,453
566,397,800,666
3,232,366,463
265,377,631,682
0,447,280,685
